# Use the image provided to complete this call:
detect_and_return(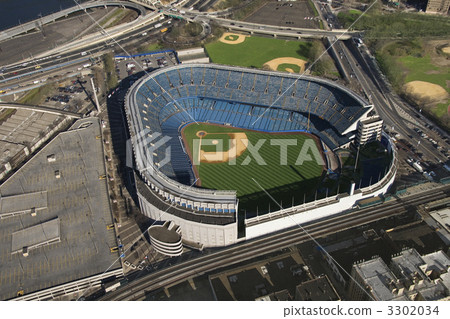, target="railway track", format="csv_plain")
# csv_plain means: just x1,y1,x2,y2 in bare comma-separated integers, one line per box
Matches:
100,185,449,300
